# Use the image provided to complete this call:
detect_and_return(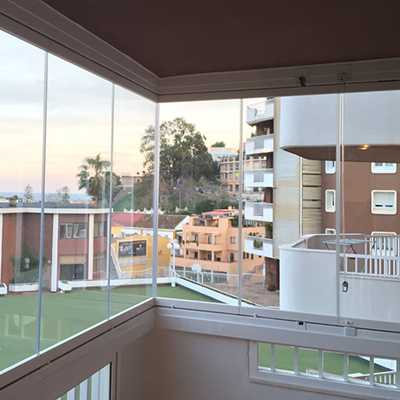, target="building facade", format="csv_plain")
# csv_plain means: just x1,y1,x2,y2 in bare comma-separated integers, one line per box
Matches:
220,155,240,195
0,205,109,292
175,209,264,281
